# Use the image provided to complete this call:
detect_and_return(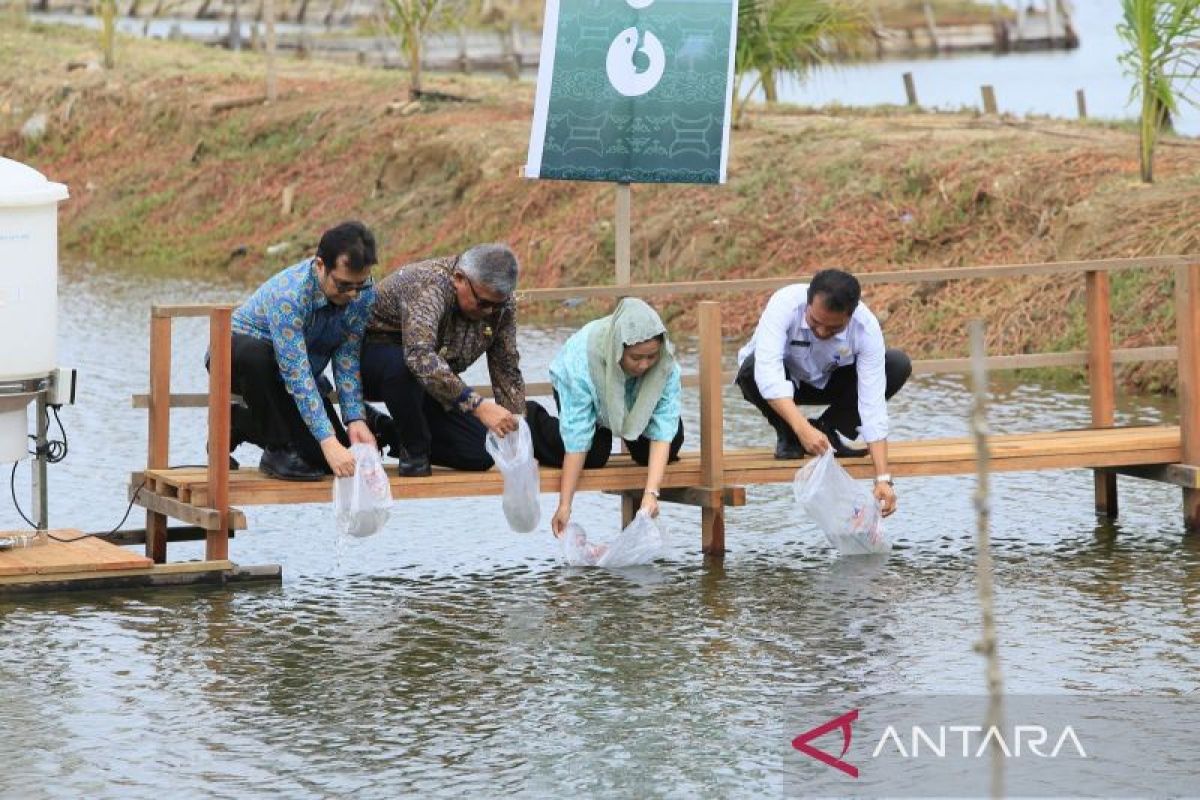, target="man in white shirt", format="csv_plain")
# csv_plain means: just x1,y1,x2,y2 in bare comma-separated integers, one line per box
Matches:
735,269,910,516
